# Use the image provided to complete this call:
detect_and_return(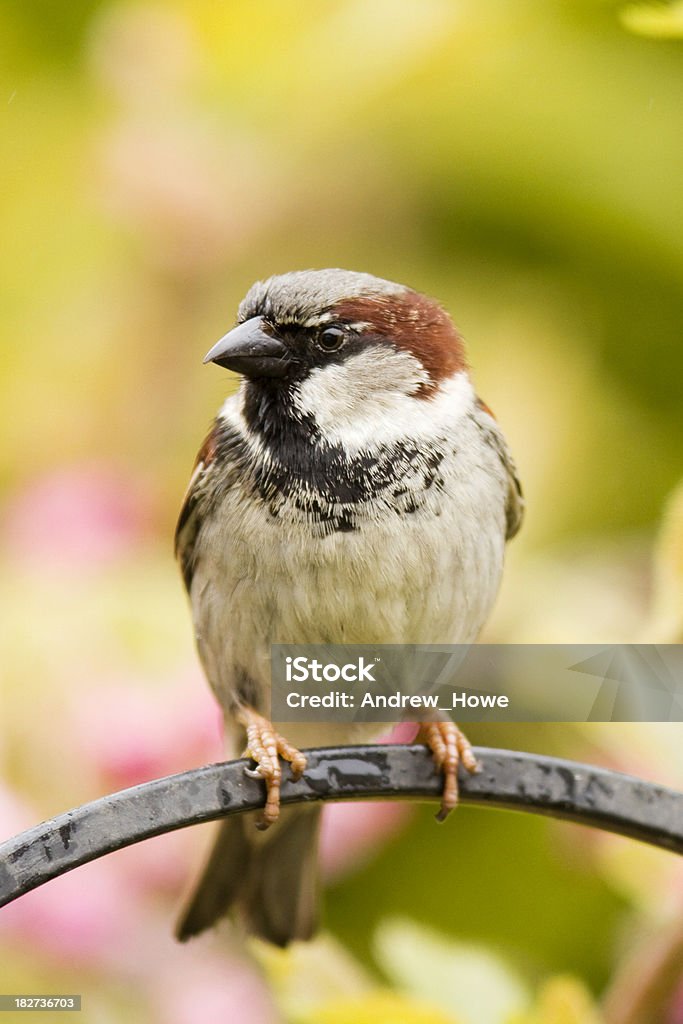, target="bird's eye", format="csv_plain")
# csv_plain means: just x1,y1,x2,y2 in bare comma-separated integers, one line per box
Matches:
317,326,346,352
